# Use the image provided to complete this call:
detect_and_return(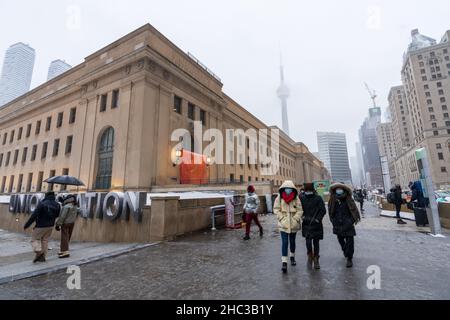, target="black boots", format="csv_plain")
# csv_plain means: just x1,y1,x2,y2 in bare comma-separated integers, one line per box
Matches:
290,256,296,266
33,252,45,263
282,262,288,273
397,219,407,225
346,258,353,268
313,255,320,270
243,235,250,241
259,229,264,237
307,253,314,268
